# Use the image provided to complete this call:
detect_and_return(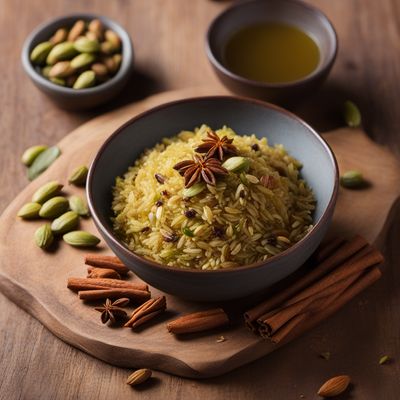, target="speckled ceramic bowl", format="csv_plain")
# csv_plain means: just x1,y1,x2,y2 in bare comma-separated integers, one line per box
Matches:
206,0,338,104
87,96,338,301
21,13,134,110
